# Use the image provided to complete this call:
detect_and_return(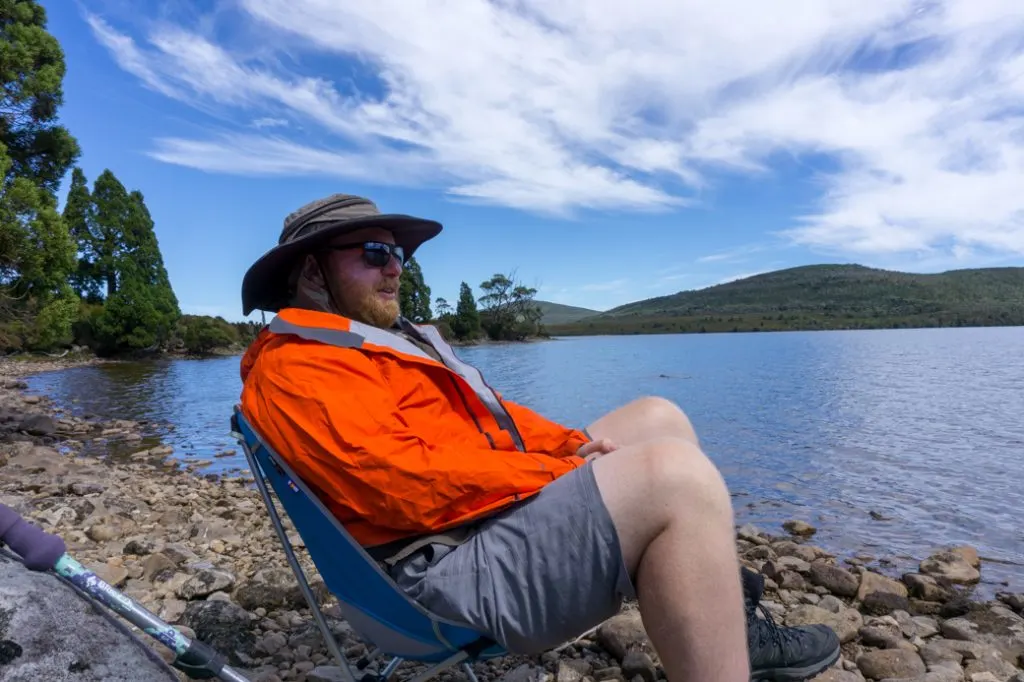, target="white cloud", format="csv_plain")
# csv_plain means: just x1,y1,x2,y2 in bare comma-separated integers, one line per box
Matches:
251,117,289,129
86,0,1024,261
149,134,437,185
697,243,770,263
